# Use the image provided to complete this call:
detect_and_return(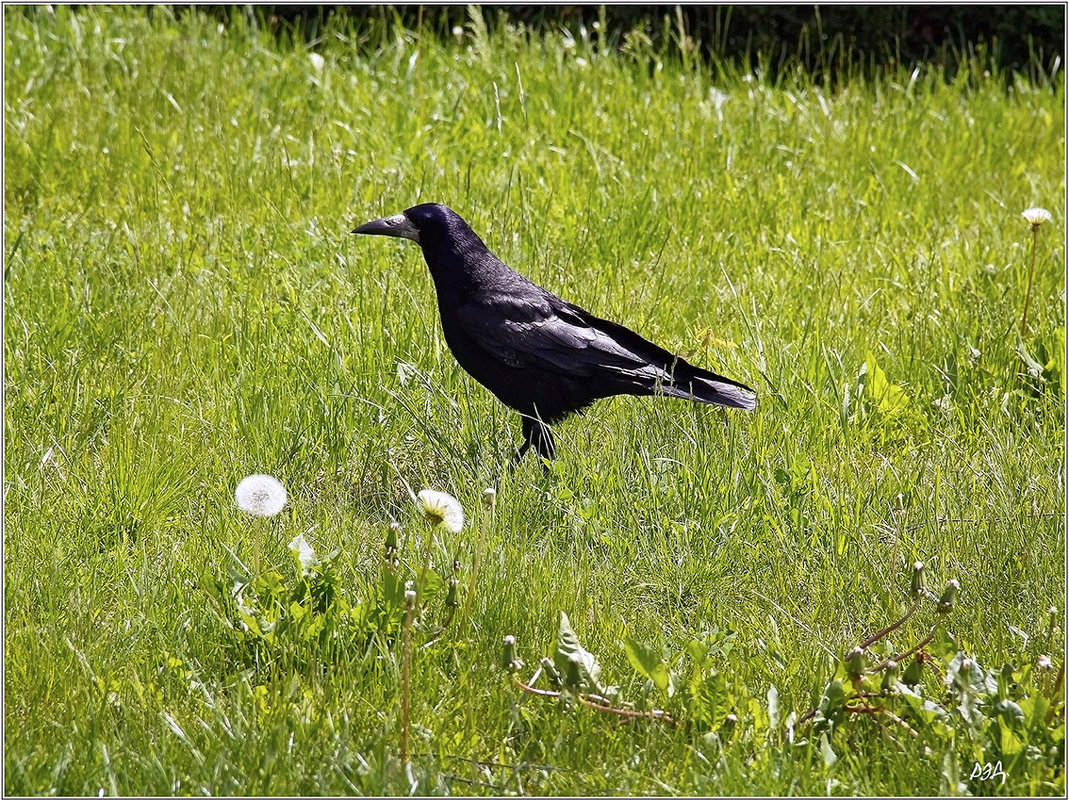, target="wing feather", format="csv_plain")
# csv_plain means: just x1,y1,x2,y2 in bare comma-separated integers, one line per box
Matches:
455,293,664,379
